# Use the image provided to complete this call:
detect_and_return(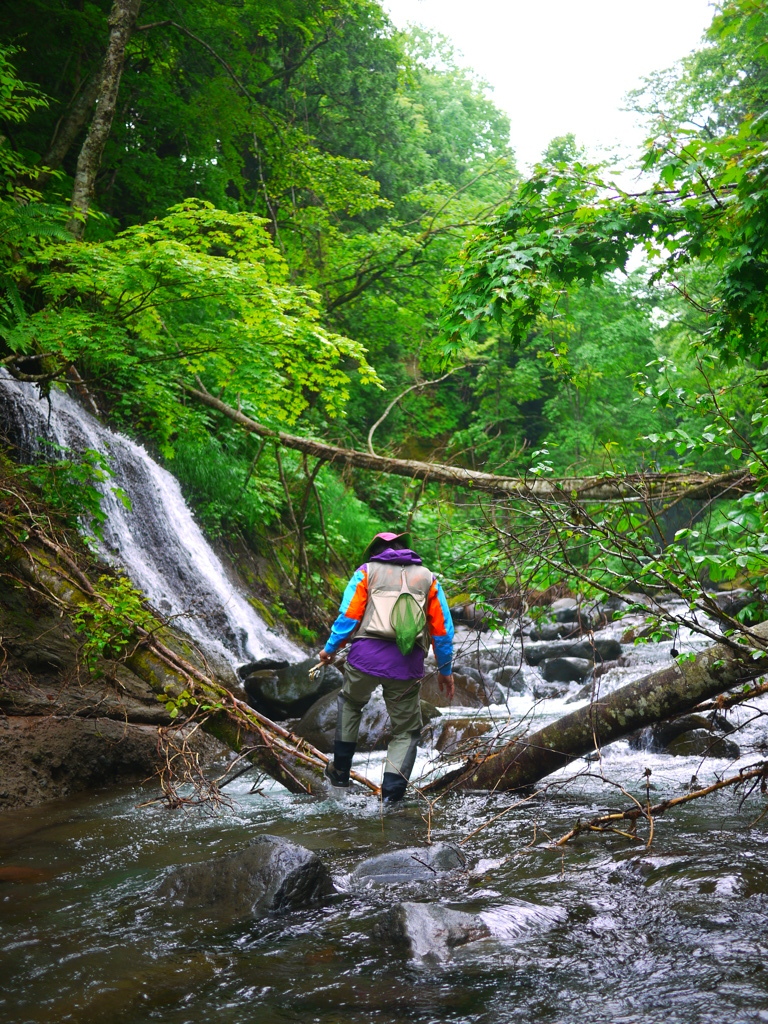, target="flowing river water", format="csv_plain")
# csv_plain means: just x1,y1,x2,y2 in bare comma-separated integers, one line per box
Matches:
1,378,768,1022
2,629,768,1024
